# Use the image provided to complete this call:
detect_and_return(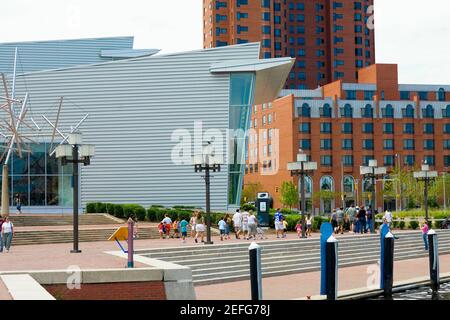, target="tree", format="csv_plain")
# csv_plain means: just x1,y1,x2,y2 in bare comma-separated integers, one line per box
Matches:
313,190,337,202
241,182,263,205
280,181,299,209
